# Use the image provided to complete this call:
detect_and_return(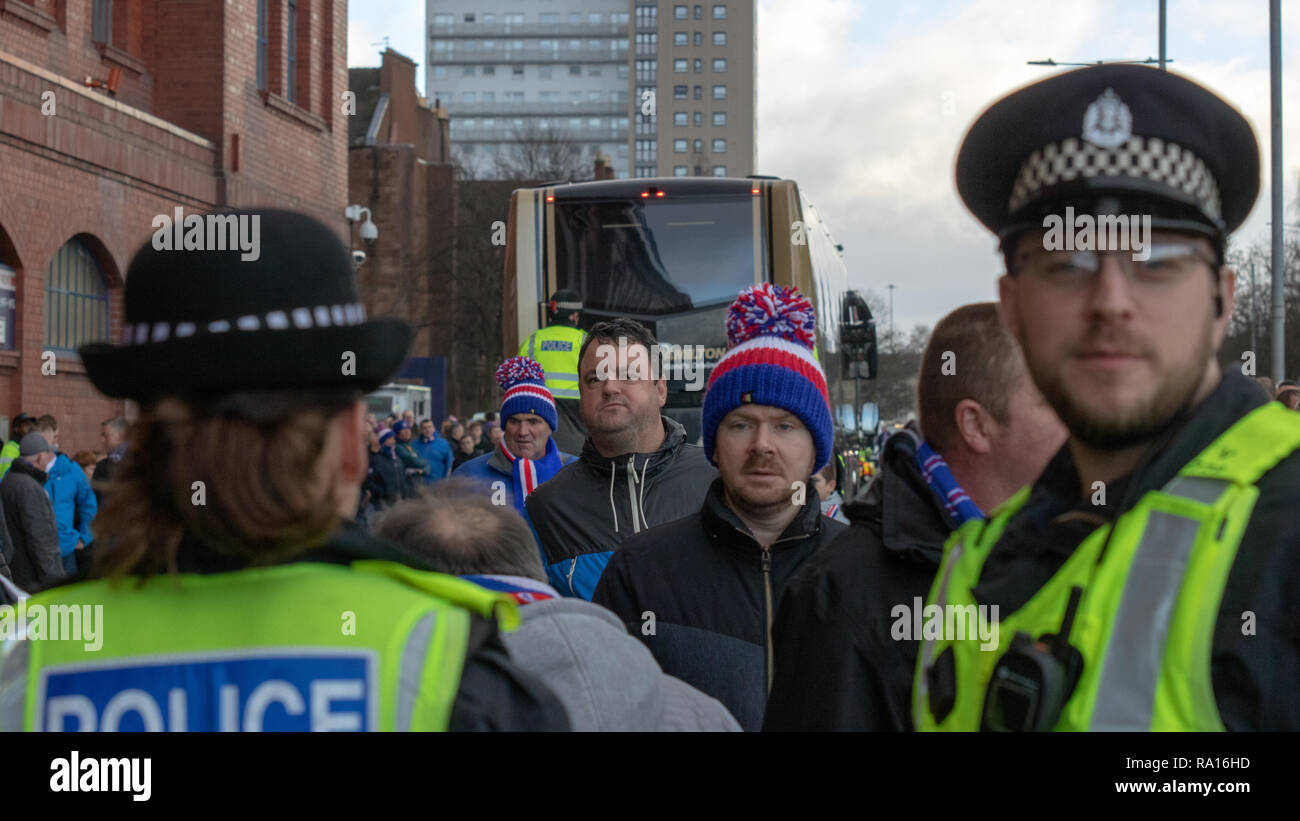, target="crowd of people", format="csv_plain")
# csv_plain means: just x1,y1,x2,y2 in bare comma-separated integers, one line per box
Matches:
0,414,126,593
2,63,1298,733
